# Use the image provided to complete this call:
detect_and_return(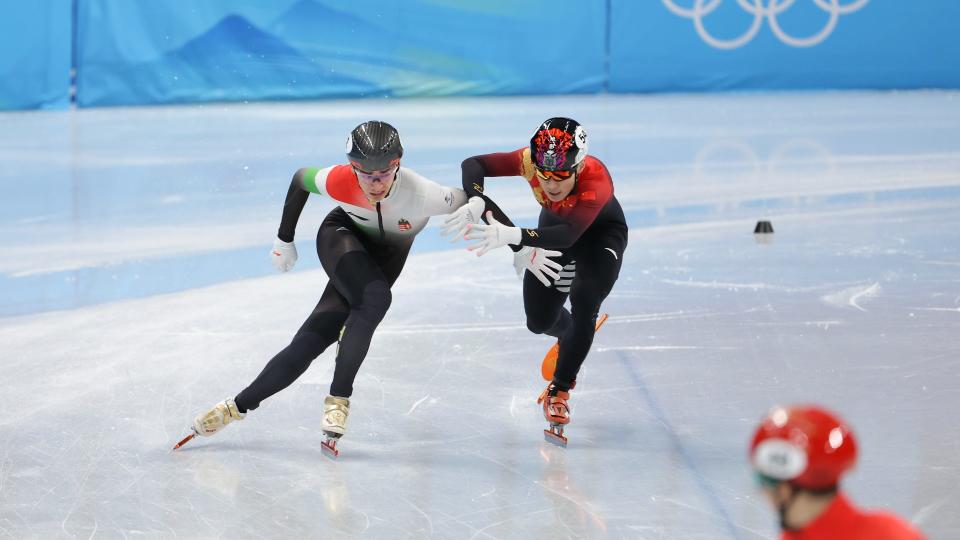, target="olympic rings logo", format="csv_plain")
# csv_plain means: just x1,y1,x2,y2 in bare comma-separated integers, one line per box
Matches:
662,0,870,49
